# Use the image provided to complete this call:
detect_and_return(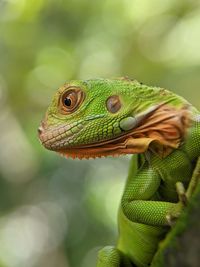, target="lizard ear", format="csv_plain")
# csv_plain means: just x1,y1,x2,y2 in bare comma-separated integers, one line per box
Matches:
129,104,192,158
